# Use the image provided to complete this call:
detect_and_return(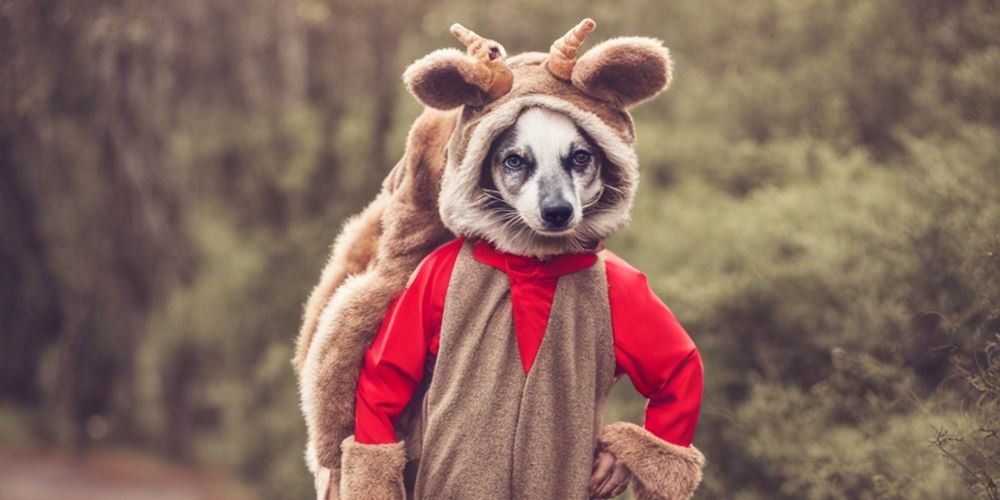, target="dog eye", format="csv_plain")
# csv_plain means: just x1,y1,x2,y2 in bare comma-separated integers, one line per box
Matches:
571,150,592,166
503,154,524,169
